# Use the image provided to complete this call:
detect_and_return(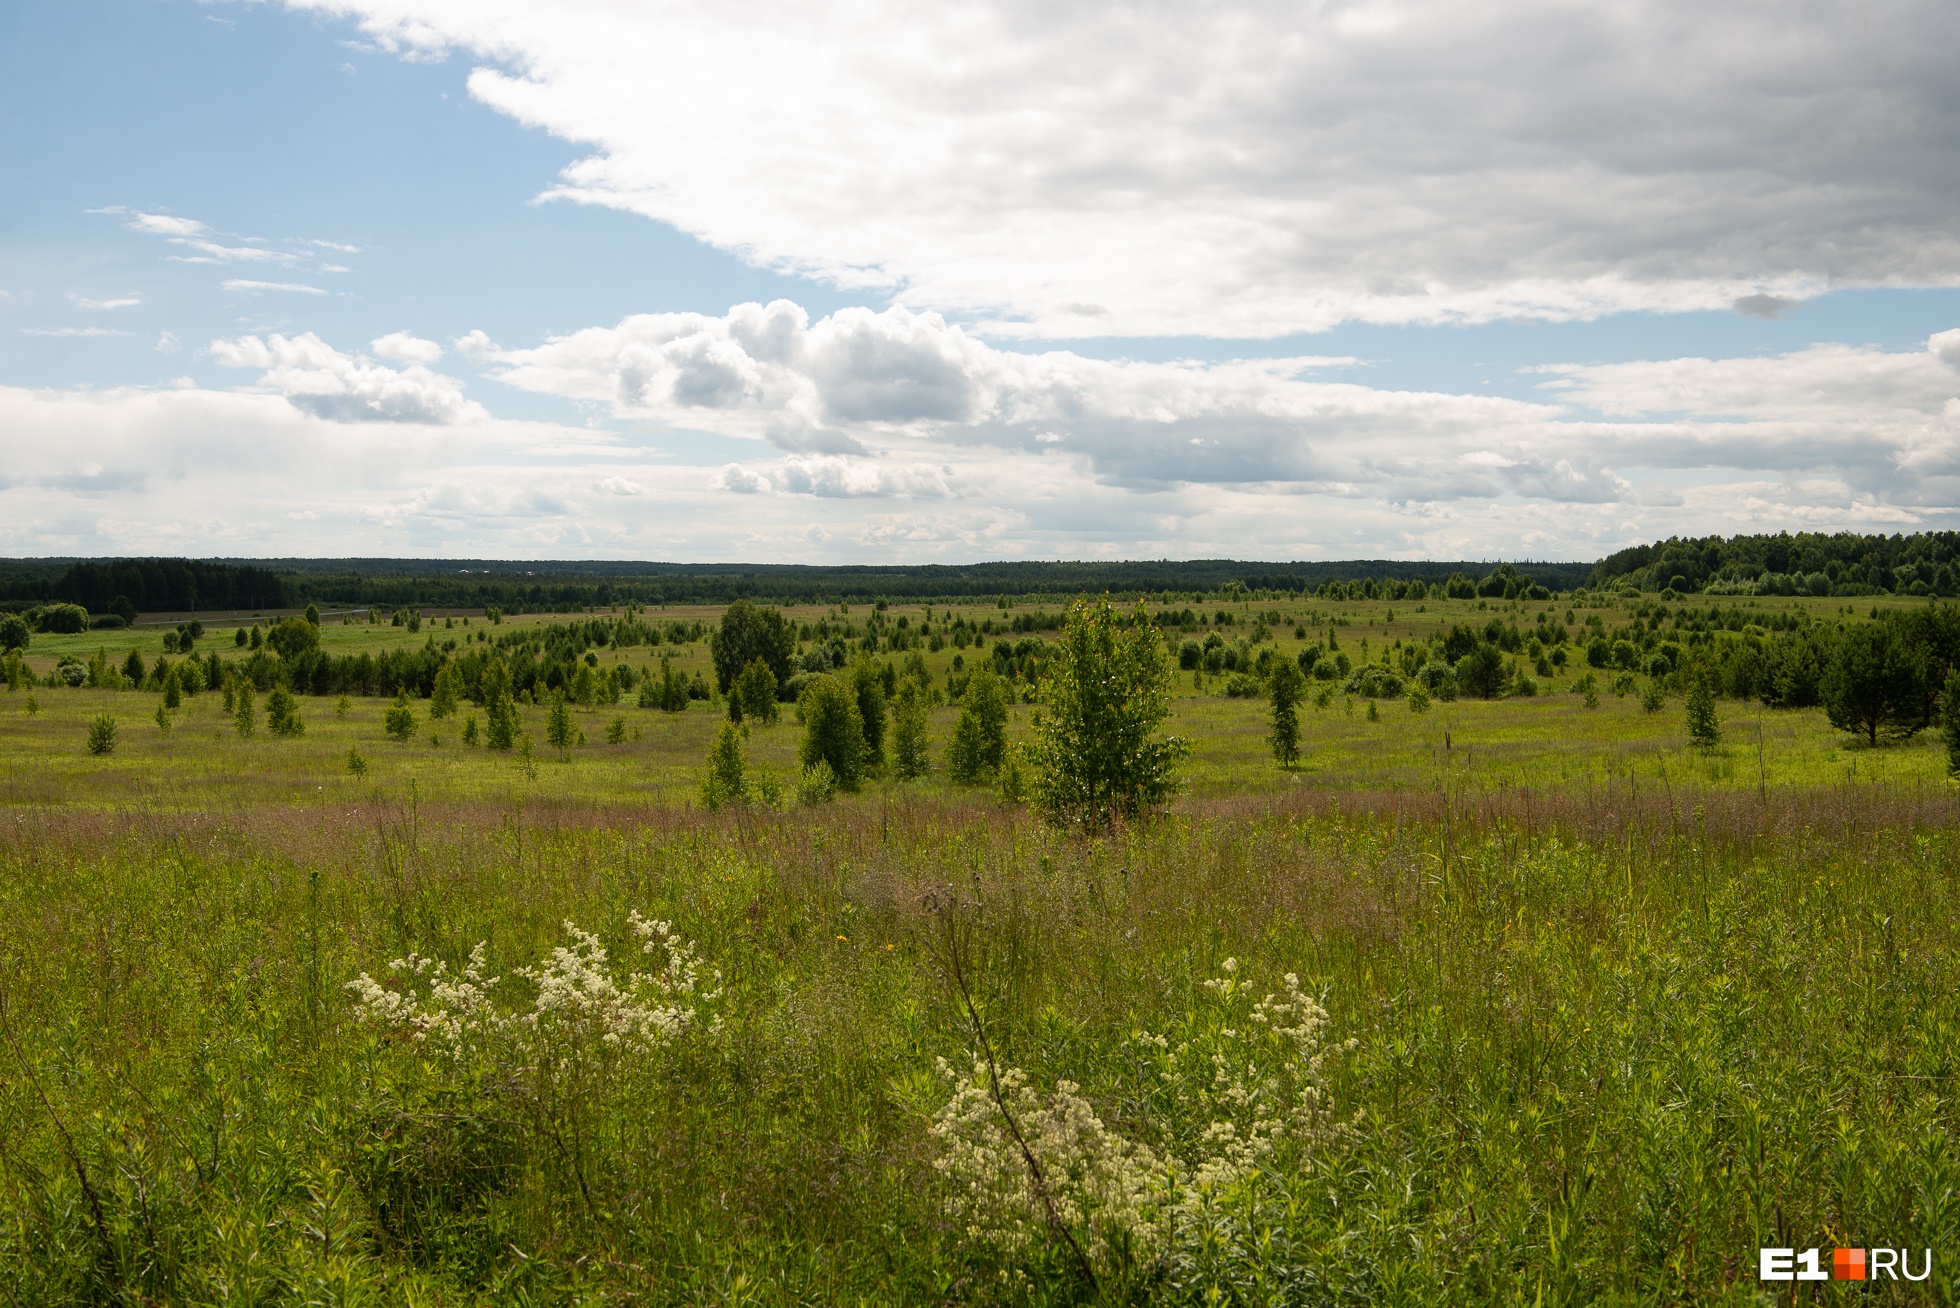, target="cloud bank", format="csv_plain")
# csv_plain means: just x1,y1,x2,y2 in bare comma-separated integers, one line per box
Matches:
292,0,1960,335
